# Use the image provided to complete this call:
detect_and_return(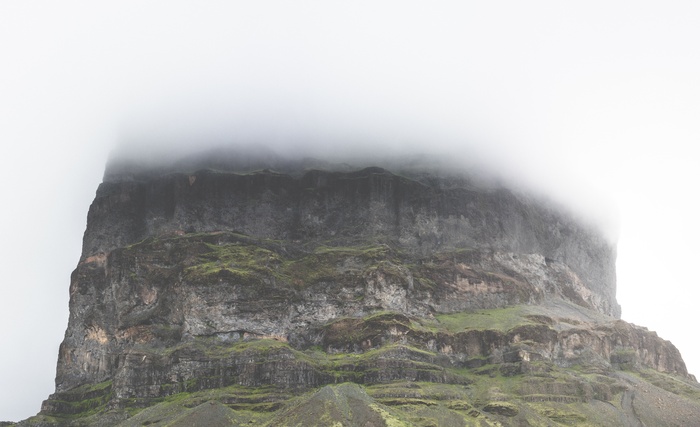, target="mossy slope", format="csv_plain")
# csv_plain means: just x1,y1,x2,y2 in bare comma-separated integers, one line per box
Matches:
31,305,700,426
32,231,700,426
